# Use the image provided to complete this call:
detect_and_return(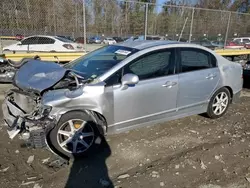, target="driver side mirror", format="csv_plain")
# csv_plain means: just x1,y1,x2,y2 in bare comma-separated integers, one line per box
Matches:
17,41,22,45
121,73,139,87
